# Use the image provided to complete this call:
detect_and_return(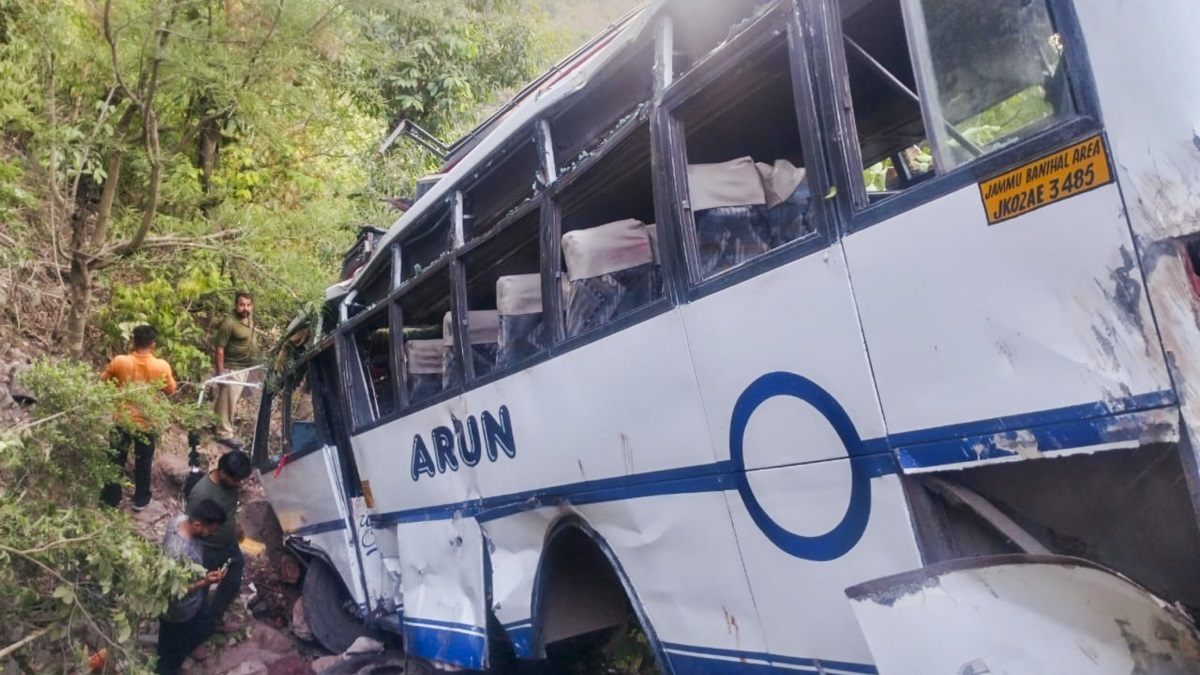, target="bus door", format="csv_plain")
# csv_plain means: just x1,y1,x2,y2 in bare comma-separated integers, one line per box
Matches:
825,0,1174,473
255,347,378,611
